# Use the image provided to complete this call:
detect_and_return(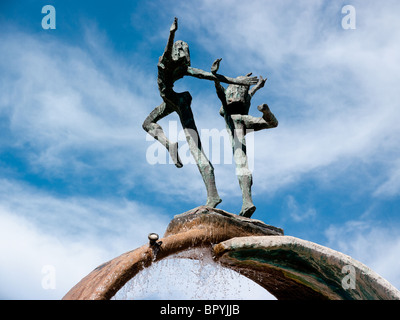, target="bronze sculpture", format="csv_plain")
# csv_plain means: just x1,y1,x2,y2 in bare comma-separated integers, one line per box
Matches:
143,17,258,208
